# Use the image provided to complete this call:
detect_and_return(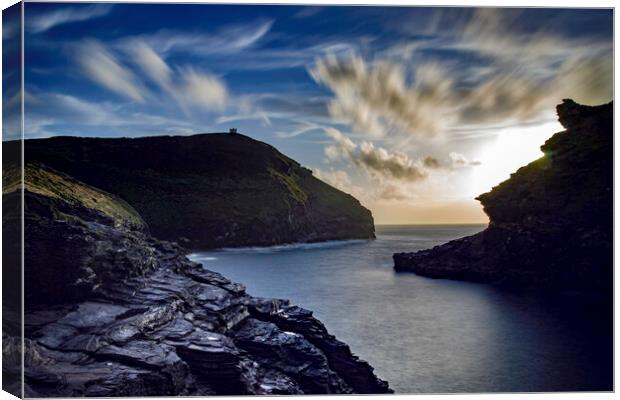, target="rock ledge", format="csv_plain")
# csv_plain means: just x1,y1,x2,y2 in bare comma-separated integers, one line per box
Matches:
394,100,612,292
